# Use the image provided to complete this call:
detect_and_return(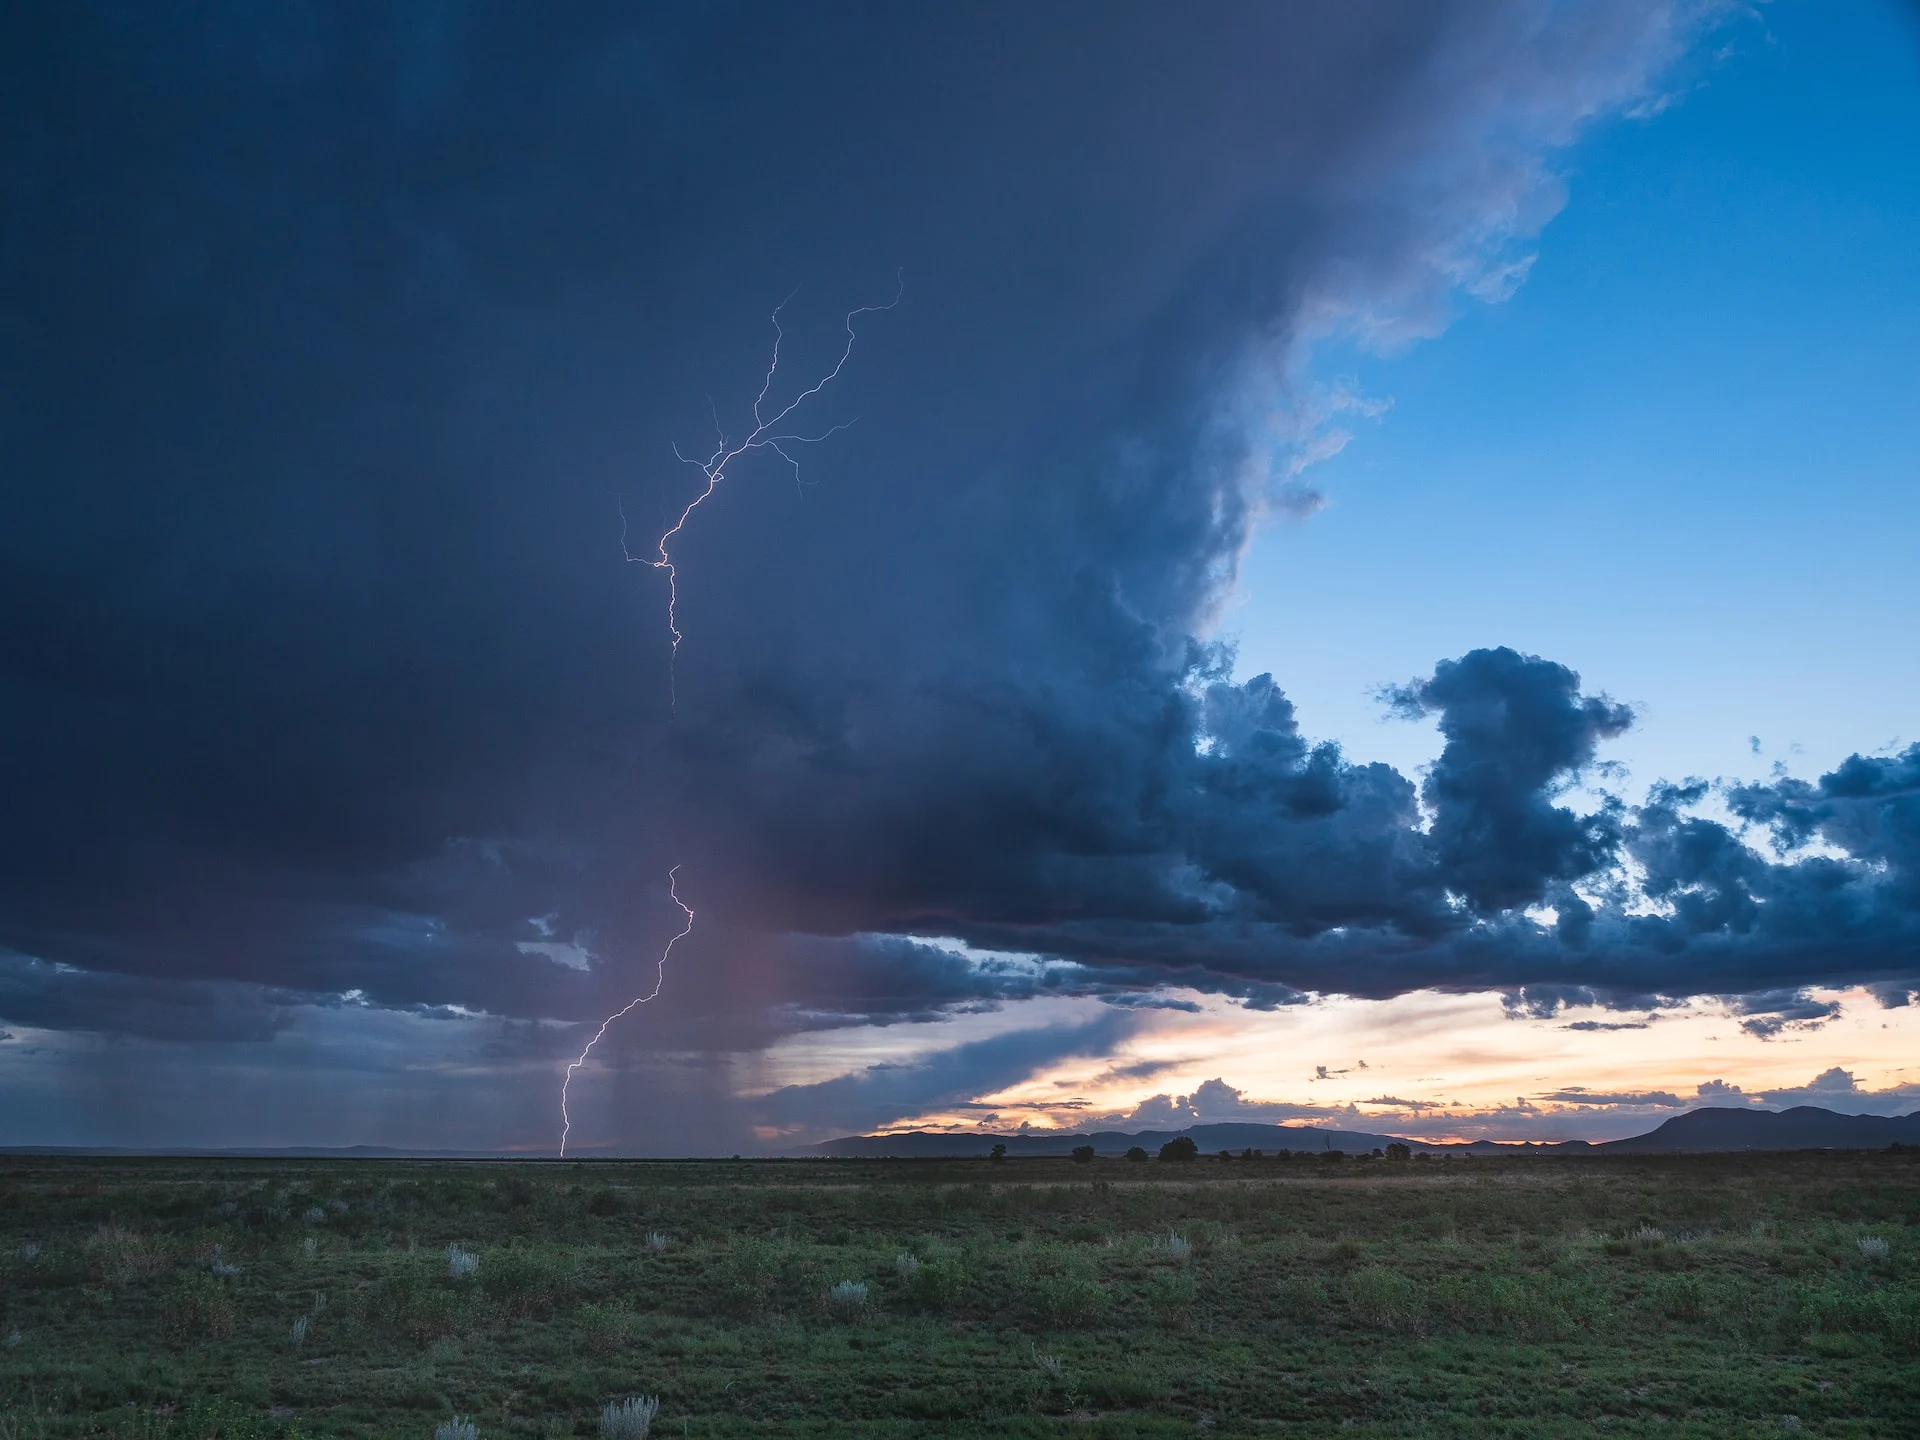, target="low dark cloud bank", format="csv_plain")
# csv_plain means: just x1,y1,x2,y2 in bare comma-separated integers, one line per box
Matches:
3,2,1911,1144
